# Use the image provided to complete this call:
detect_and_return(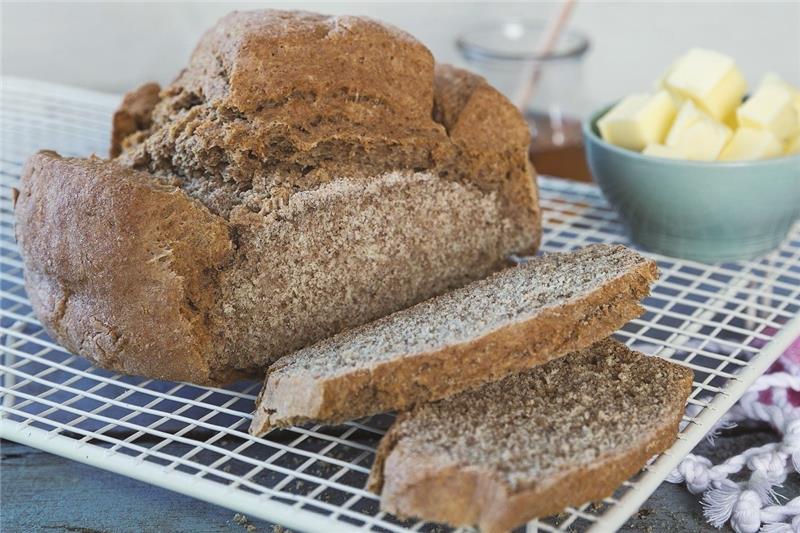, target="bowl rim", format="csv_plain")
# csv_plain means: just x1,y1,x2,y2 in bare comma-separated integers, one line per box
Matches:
456,19,590,62
583,102,800,168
